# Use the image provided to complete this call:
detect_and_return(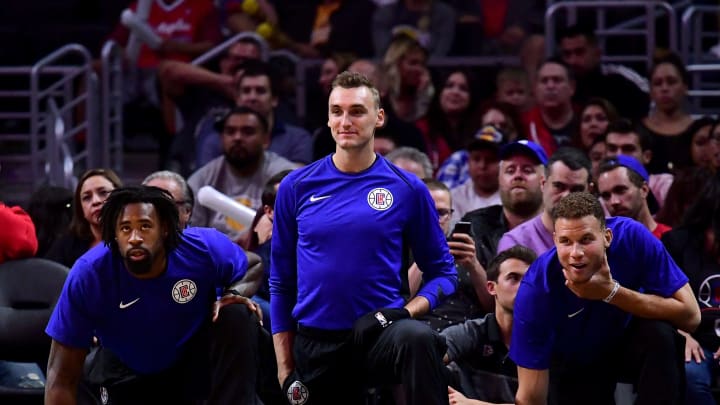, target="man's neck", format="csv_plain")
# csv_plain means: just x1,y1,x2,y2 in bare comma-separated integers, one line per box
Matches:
636,206,657,234
541,104,573,130
473,184,498,199
495,307,513,348
503,206,542,230
332,147,376,173
227,154,264,177
540,210,554,234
